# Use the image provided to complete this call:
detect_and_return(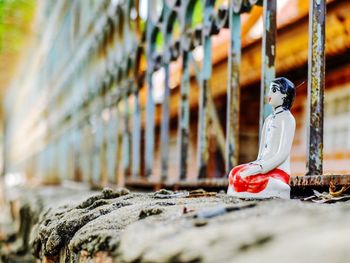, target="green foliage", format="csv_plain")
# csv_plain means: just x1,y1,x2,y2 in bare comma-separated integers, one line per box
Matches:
0,0,36,53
